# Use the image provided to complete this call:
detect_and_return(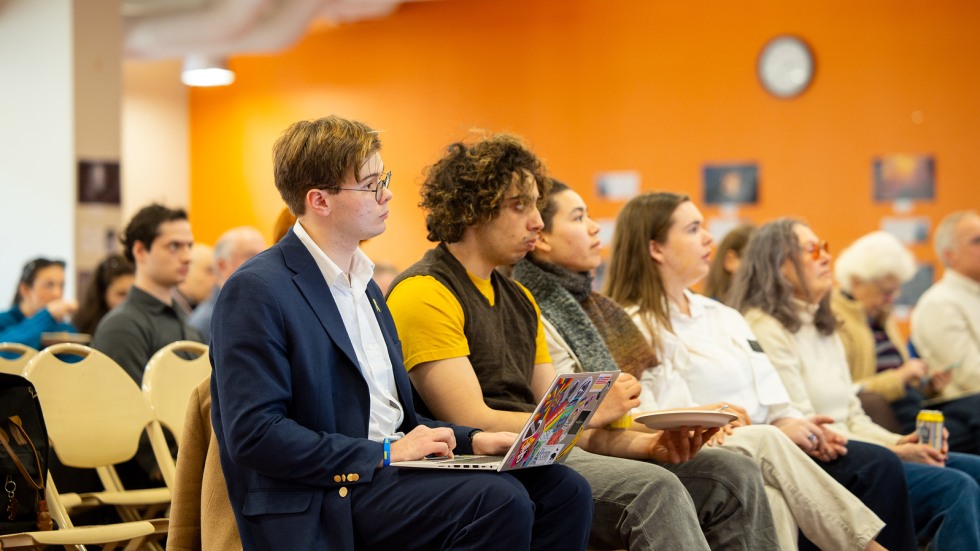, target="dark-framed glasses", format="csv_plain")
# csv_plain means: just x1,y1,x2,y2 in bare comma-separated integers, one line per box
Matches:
338,171,392,203
804,239,829,260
